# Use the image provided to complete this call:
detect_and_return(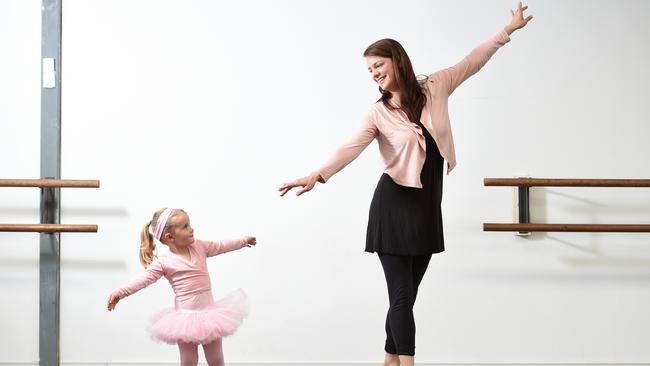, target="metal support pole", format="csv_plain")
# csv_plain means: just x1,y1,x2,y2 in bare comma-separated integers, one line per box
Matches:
40,1,62,365
518,186,530,224
517,186,530,236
